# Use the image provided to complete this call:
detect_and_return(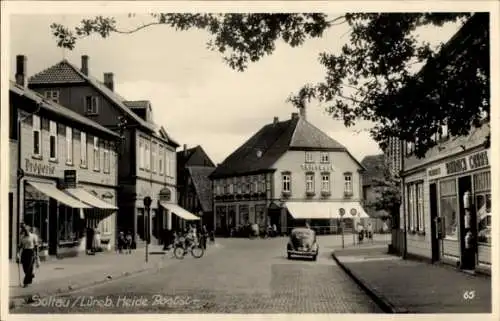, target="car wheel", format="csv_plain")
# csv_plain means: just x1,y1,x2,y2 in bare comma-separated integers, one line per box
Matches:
287,253,292,260
312,255,317,261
